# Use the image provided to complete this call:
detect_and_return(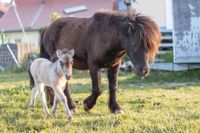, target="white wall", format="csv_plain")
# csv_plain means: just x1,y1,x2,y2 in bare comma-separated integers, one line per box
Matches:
4,31,40,46
132,0,166,27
